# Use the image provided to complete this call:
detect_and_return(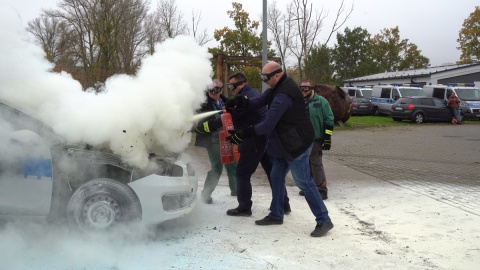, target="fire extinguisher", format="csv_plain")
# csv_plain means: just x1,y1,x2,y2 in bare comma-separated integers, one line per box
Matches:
221,109,234,134
219,130,234,164
219,107,235,164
